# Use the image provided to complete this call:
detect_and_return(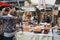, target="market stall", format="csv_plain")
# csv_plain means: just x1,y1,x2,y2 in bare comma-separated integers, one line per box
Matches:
14,0,57,40
15,23,53,40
